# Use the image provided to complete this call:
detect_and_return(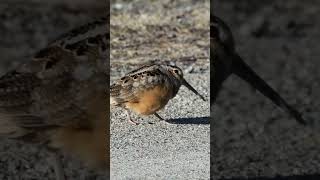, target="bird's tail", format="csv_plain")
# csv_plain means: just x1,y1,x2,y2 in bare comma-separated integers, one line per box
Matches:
231,54,306,125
